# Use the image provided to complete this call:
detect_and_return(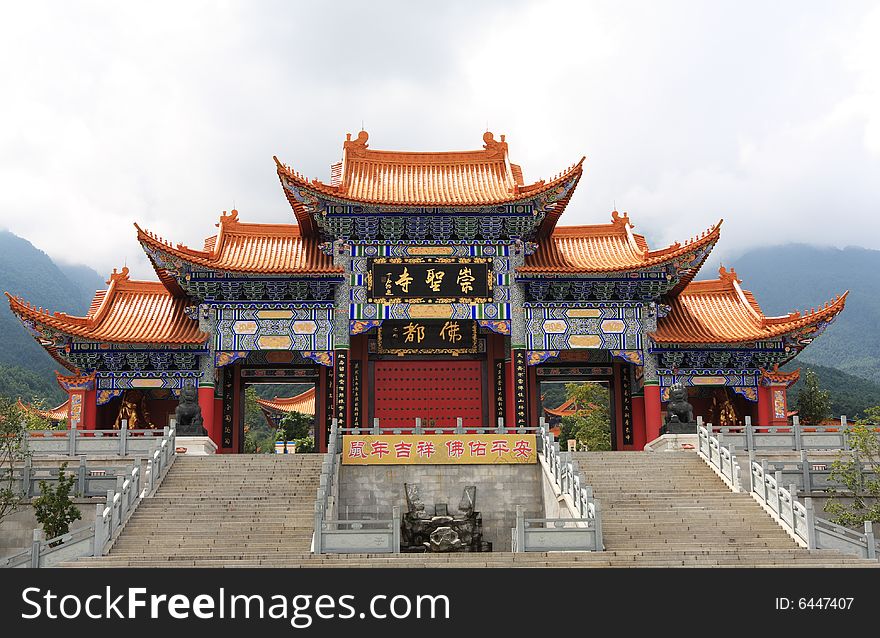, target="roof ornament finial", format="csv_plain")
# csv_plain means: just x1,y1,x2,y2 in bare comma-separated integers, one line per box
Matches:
611,209,631,229
718,265,741,285
107,266,130,284
217,209,239,227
